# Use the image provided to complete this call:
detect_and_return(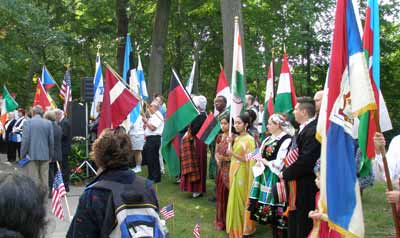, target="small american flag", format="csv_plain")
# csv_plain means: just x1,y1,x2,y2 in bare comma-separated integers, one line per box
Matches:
193,223,200,238
284,147,299,167
60,69,72,112
160,204,174,220
52,170,66,220
246,148,262,161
